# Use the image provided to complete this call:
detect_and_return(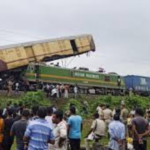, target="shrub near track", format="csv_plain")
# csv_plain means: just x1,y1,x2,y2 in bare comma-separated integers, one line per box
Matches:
1,92,150,114
0,91,51,108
